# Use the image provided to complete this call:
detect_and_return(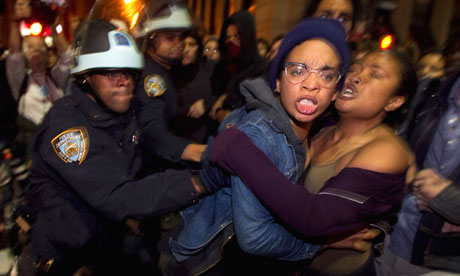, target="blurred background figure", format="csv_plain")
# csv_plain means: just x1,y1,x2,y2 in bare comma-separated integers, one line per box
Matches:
7,0,70,153
397,47,449,137
266,34,283,62
203,35,220,62
171,28,216,144
415,49,446,80
304,0,360,36
208,10,266,124
133,0,207,172
256,38,269,58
